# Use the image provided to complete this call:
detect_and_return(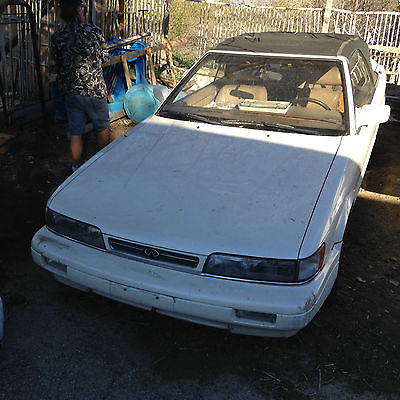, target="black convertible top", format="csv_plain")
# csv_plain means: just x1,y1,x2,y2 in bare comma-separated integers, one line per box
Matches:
213,32,370,61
